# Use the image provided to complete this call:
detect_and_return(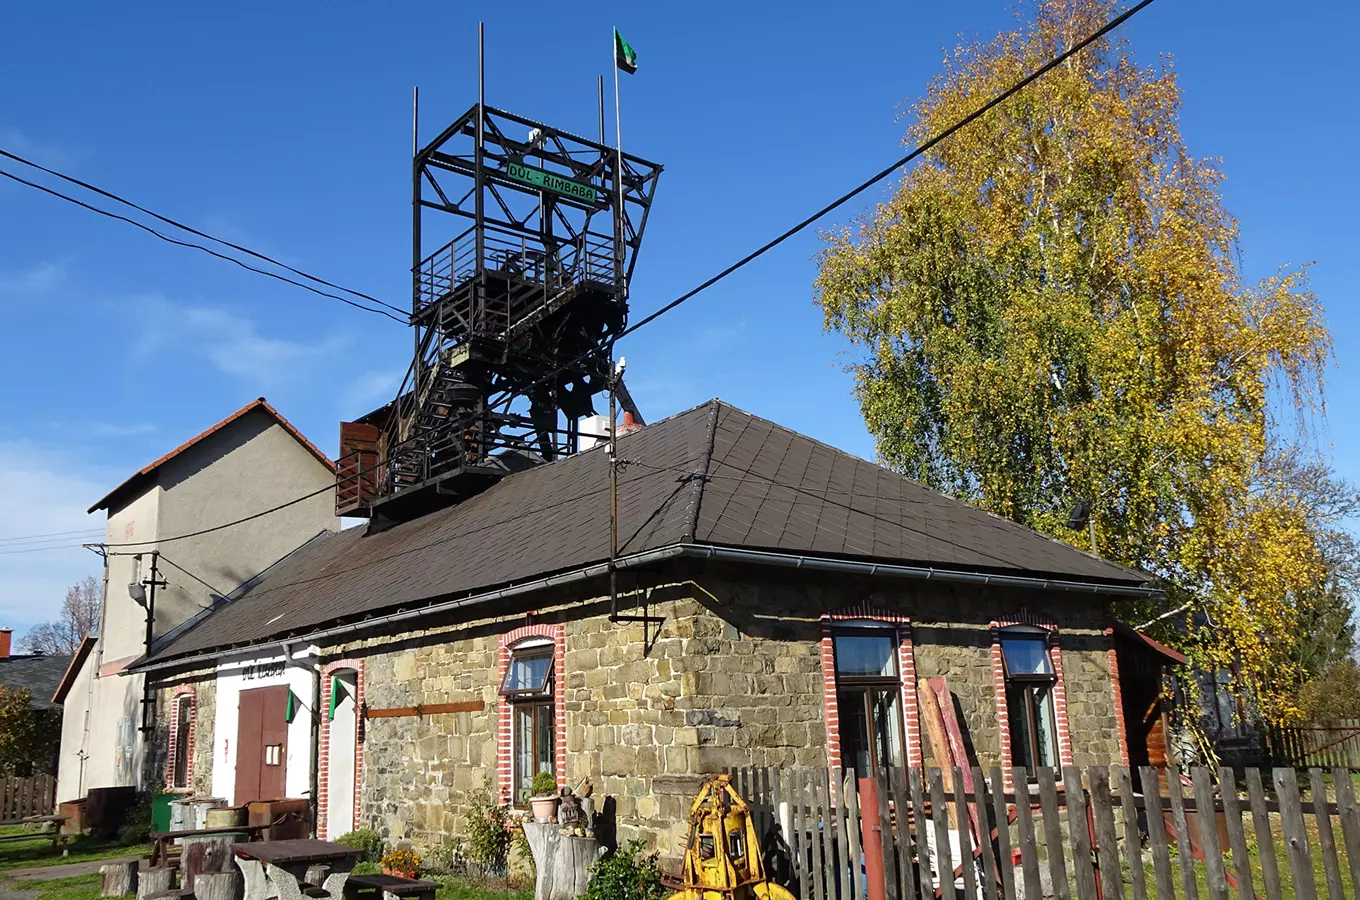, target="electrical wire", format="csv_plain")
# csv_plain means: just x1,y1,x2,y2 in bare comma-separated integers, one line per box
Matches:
97,479,338,549
0,527,103,544
0,148,409,318
504,0,1158,408
0,167,409,325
